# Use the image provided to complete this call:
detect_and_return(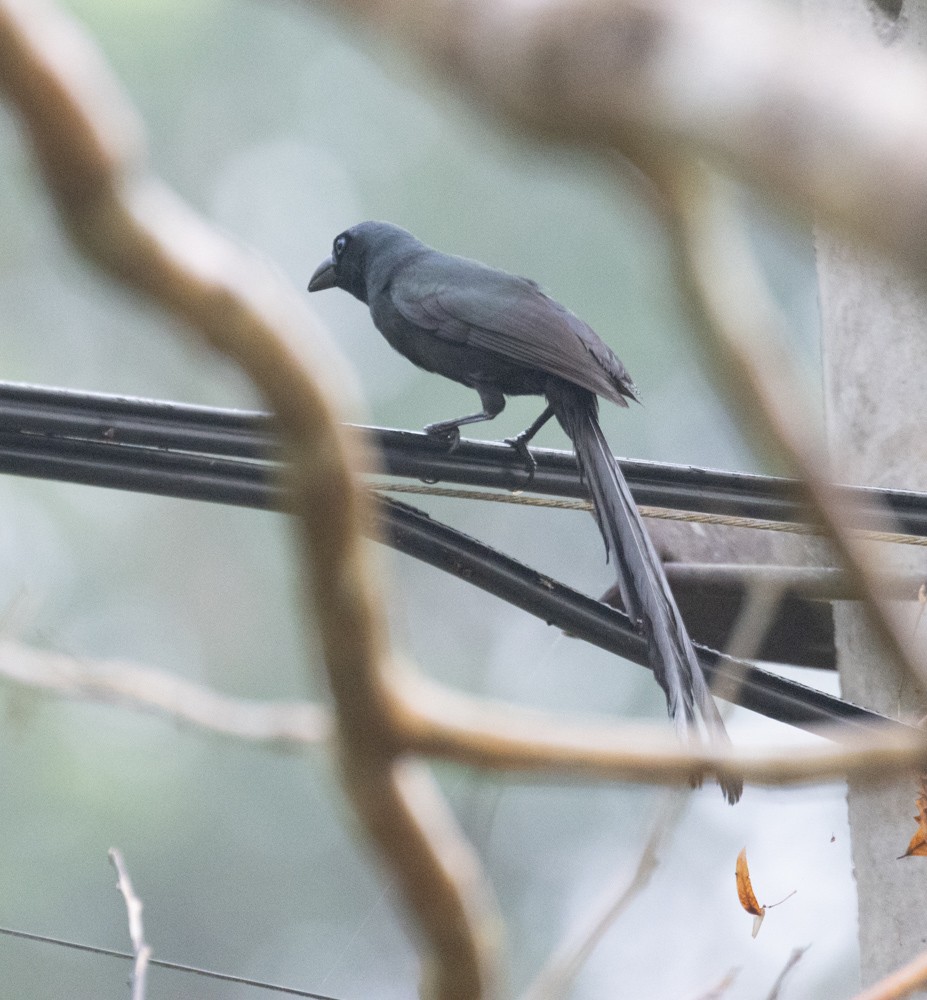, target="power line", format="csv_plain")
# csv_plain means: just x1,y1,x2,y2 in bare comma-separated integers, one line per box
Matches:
369,480,927,548
0,924,346,1000
0,379,925,534
0,380,902,729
